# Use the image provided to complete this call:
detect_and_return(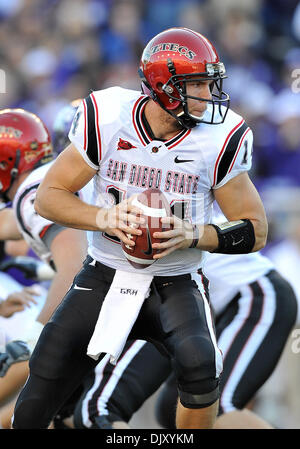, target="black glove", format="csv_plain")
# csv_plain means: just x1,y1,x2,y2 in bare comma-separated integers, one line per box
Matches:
0,341,31,377
0,256,54,281
0,256,39,279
